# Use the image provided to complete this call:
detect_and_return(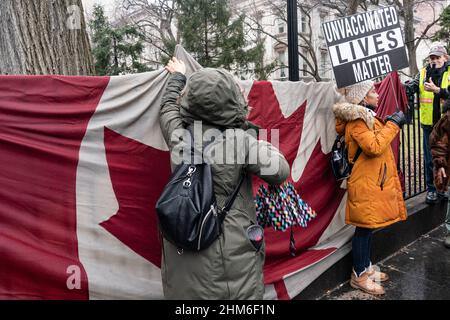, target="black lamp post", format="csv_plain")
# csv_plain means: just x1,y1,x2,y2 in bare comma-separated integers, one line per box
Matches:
287,0,299,81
